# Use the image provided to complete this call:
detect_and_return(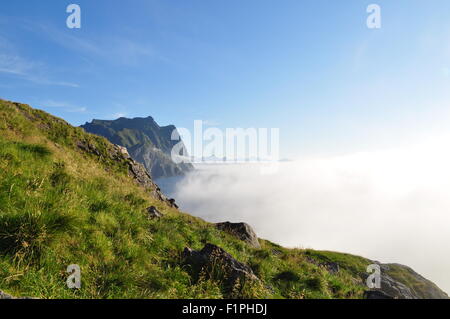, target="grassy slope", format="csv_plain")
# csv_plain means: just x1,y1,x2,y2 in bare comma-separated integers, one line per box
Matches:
0,99,373,299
